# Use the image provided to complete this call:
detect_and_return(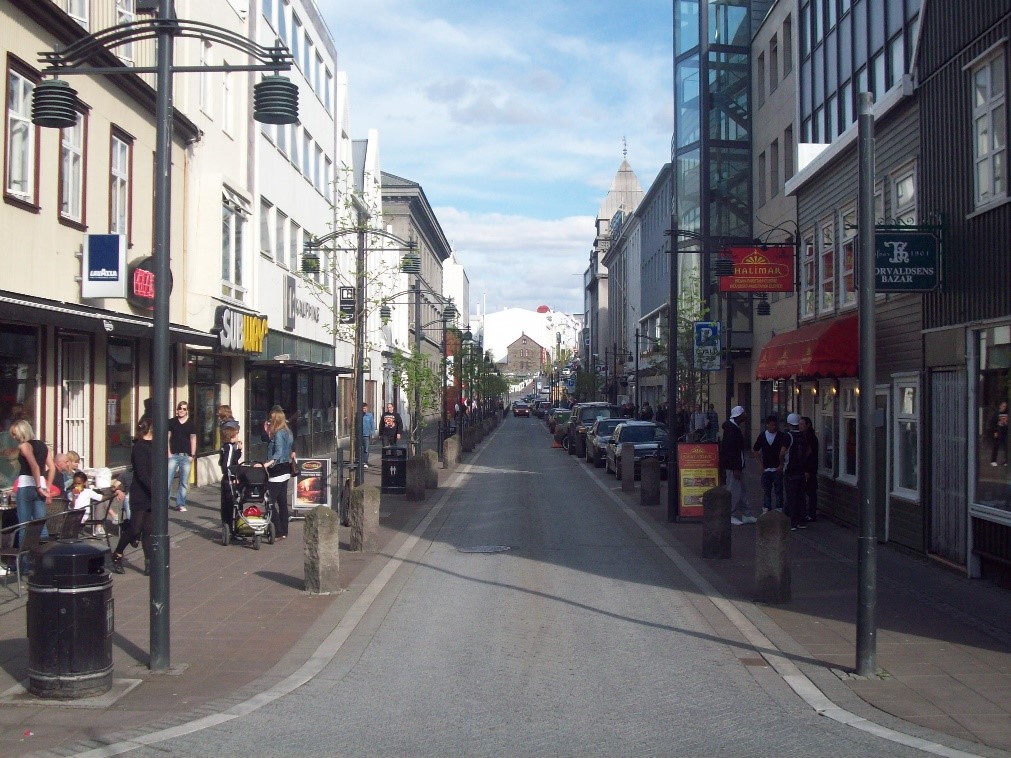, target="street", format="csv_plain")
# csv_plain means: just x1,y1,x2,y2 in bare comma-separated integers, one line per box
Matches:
119,416,929,757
